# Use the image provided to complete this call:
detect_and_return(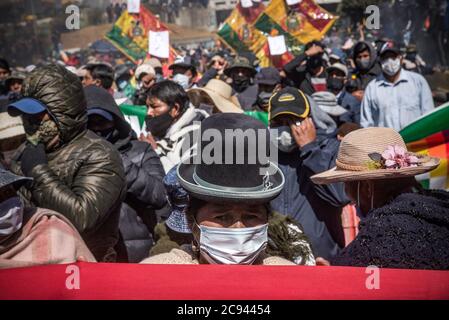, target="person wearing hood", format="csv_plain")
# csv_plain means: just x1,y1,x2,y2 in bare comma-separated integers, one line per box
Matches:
360,45,434,132
326,63,361,125
268,87,350,261
84,85,167,262
311,128,448,270
312,91,349,128
350,40,382,101
223,56,259,111
7,64,126,262
283,41,328,96
142,80,209,173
